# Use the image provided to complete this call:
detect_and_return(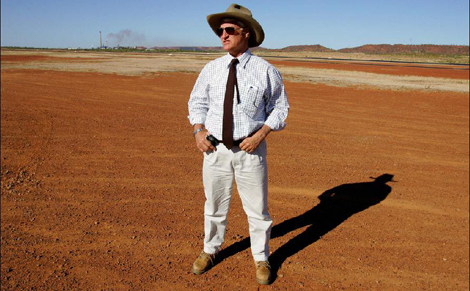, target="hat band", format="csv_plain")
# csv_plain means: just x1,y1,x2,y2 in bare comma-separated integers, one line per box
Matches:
221,18,246,28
